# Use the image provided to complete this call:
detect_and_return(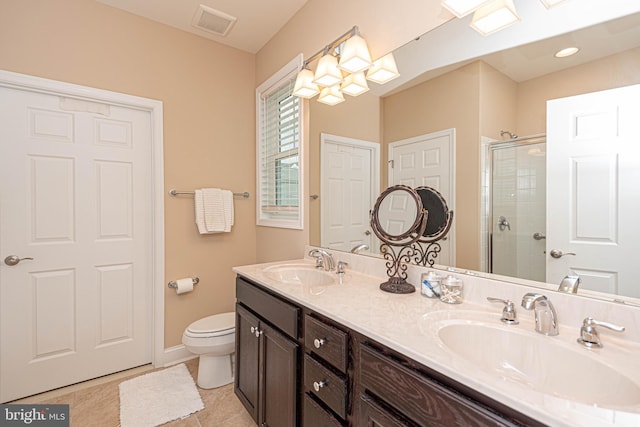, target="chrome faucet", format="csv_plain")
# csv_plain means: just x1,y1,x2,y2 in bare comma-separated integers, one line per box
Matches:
308,249,335,271
350,243,369,254
558,275,581,293
521,293,559,336
577,317,625,348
